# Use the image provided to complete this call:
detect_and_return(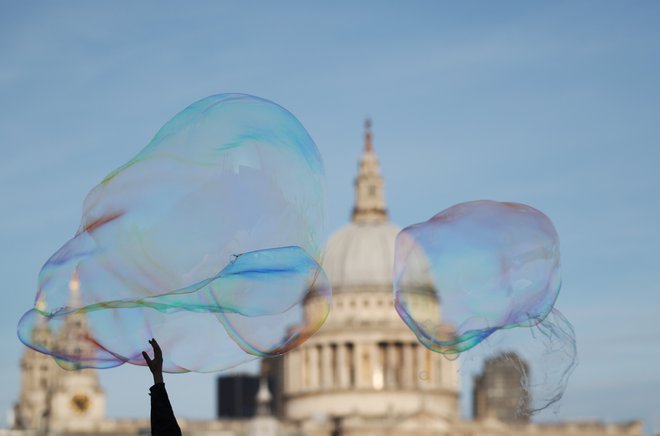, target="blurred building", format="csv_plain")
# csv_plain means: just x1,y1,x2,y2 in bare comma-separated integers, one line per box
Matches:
473,352,531,423
13,278,107,434
6,122,643,436
217,375,260,419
